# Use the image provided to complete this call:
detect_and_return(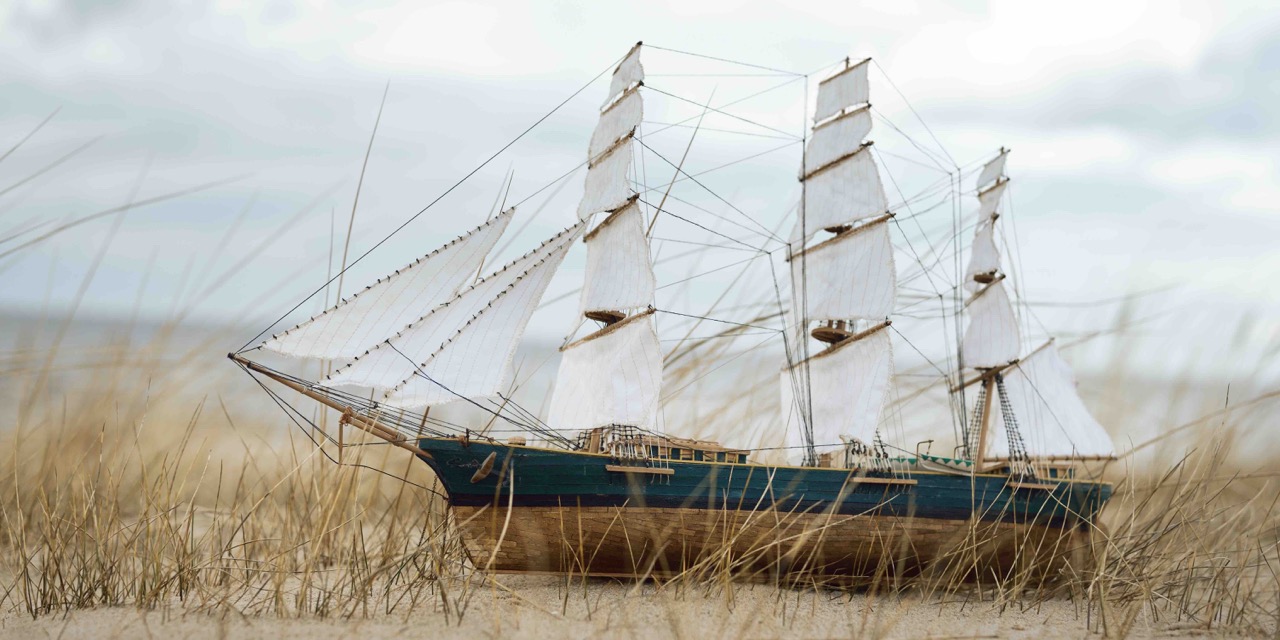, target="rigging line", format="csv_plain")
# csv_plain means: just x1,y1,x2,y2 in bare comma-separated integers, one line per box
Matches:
240,365,441,494
642,76,805,139
494,163,579,259
534,241,739,314
660,331,775,341
875,147,955,175
633,136,783,245
383,341,555,439
652,235,761,253
890,324,948,379
640,121,796,140
1014,362,1085,451
236,53,624,354
875,148,944,299
654,253,767,291
1002,182,1053,340
869,108,949,173
635,139,800,194
649,86,715,236
643,43,805,76
871,59,957,168
655,307,781,333
645,84,798,140
797,72,815,464
659,333,780,402
636,195,765,254
512,161,585,209
634,179,782,245
647,72,795,77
